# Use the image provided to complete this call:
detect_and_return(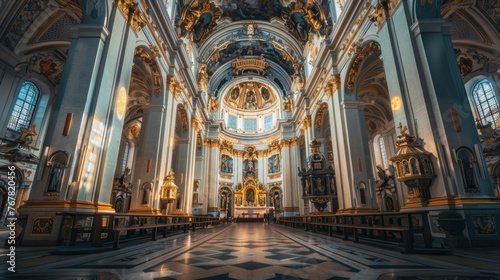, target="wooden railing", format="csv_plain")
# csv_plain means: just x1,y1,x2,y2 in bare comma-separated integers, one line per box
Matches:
56,213,221,249
277,211,433,252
